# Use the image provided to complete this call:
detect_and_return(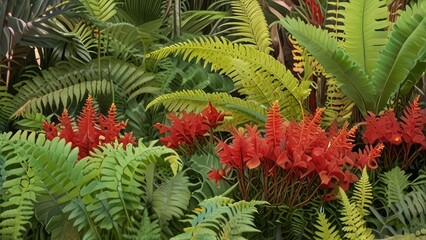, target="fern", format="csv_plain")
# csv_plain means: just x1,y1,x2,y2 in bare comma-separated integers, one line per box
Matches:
123,210,161,240
147,36,311,120
322,78,354,126
0,86,14,131
79,0,117,22
0,131,46,240
147,89,267,126
382,167,411,205
172,196,267,240
353,166,373,218
224,0,272,53
314,212,342,240
325,0,345,40
12,57,156,117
